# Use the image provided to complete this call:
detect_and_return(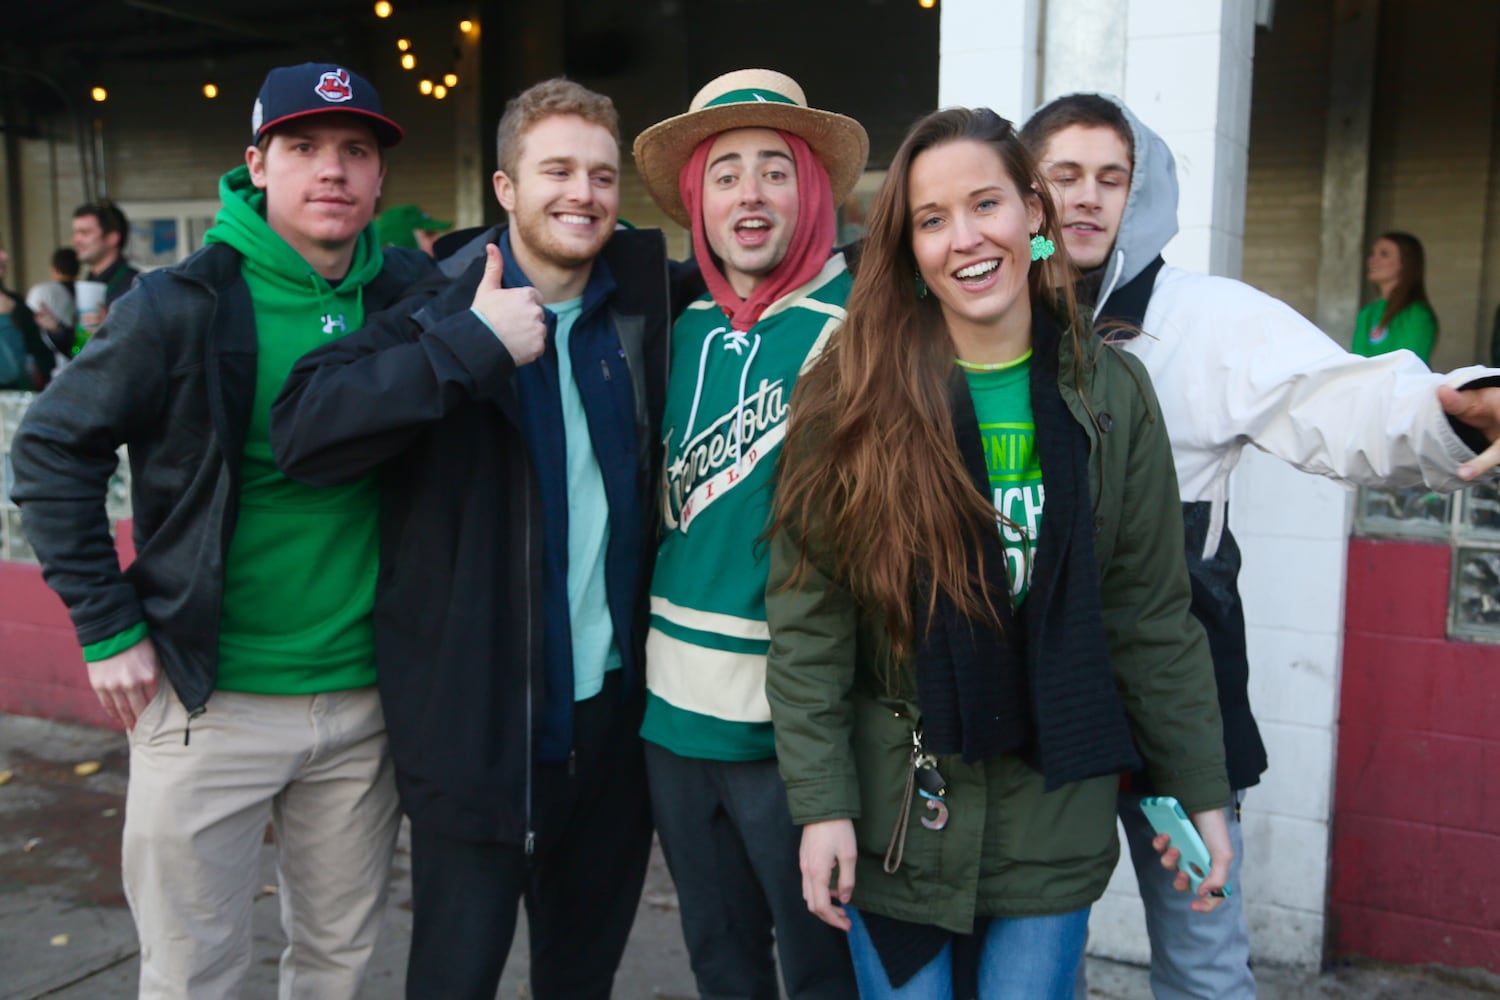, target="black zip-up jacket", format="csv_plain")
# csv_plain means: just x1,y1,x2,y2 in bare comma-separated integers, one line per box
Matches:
10,242,434,716
270,226,675,845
